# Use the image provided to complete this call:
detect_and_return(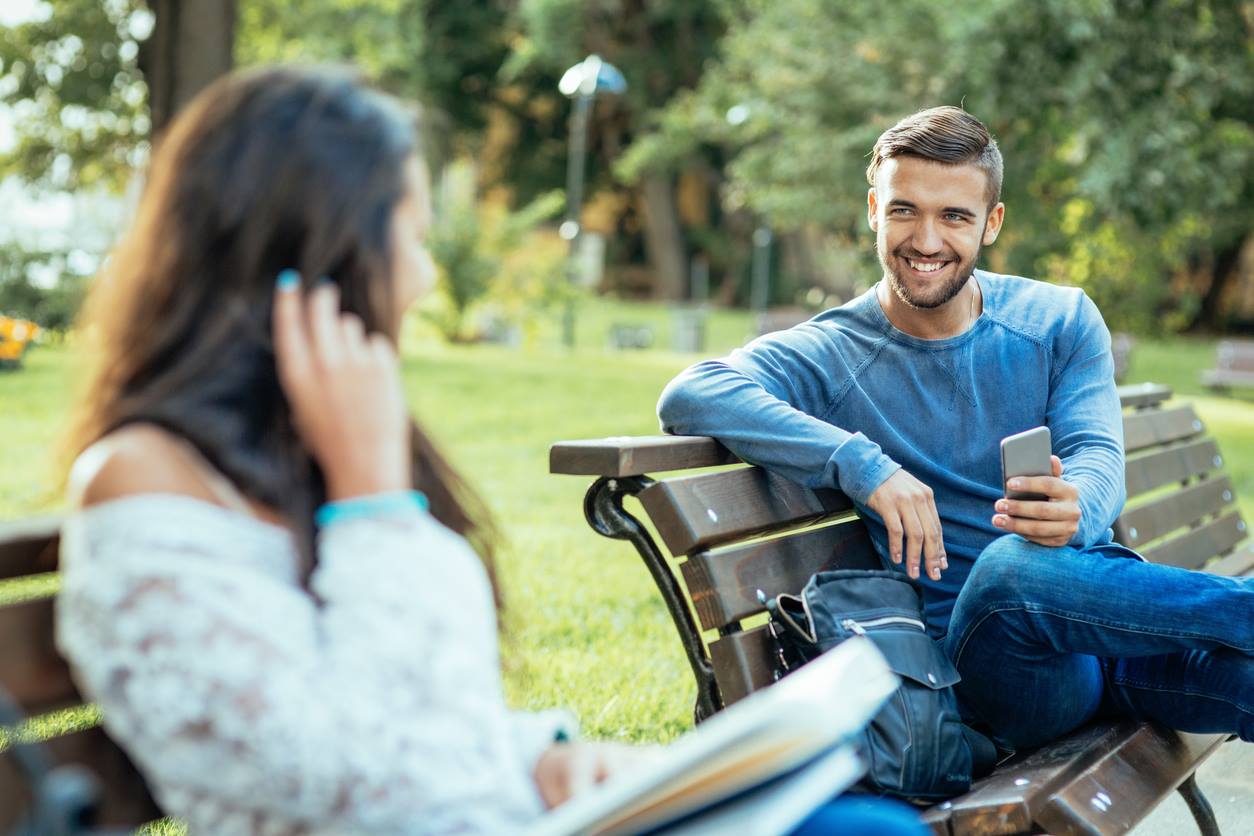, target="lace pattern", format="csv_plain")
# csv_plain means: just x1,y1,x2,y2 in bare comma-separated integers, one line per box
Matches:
55,494,572,835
